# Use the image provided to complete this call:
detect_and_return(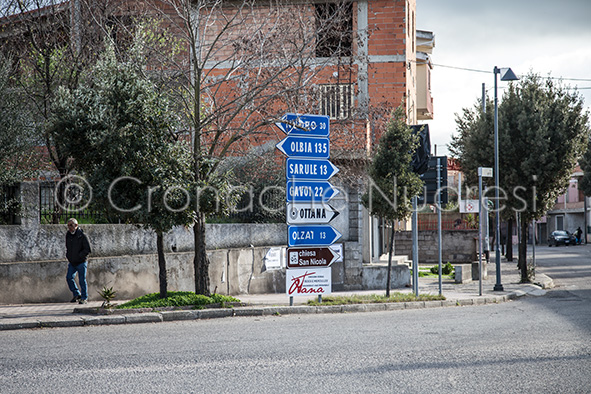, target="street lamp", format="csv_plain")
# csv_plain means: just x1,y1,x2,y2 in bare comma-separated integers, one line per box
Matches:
493,66,519,292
